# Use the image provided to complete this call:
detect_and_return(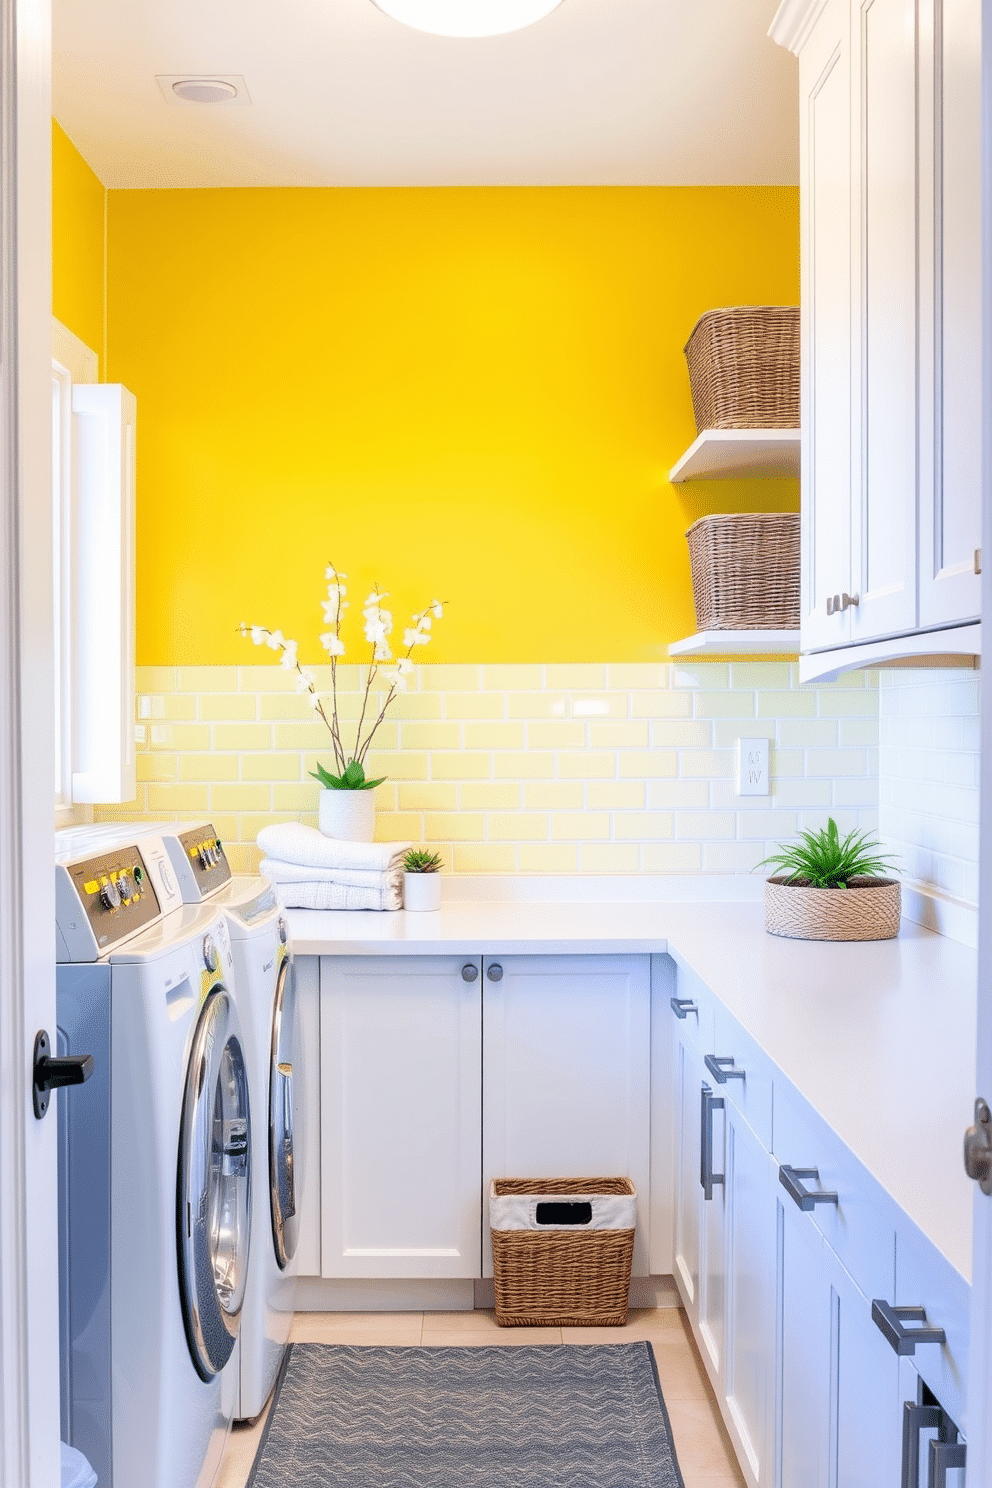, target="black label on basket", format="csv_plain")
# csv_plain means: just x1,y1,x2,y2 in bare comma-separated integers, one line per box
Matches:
535,1202,592,1226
